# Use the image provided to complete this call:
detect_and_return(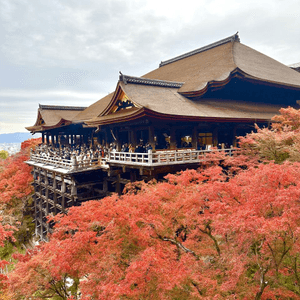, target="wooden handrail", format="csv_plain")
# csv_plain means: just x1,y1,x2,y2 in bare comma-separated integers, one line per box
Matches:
29,148,235,170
